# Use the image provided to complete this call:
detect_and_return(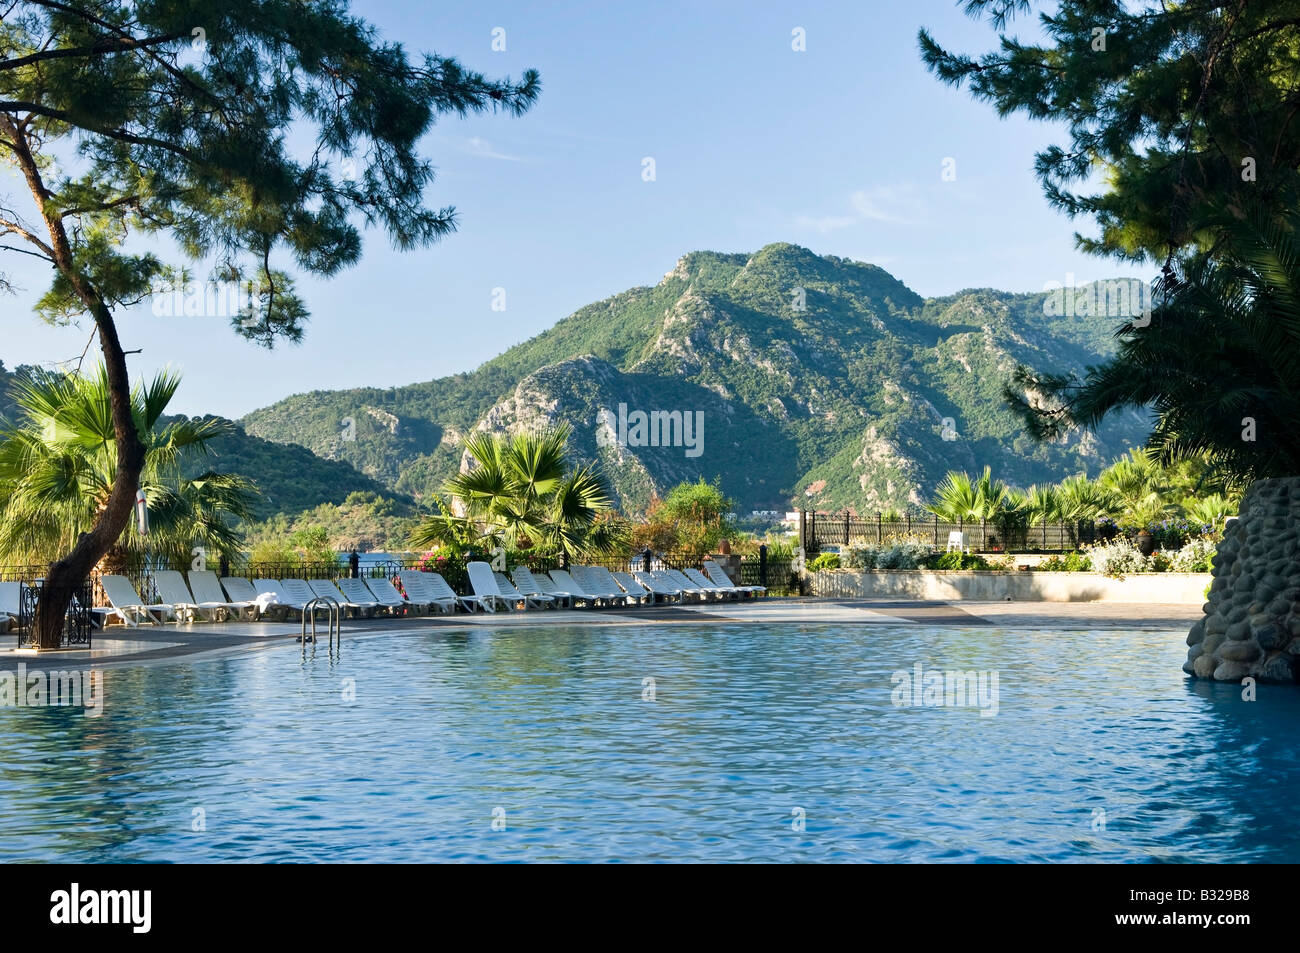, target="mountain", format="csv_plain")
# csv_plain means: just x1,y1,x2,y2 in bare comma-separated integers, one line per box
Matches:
173,416,402,519
0,359,393,520
239,243,1151,514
